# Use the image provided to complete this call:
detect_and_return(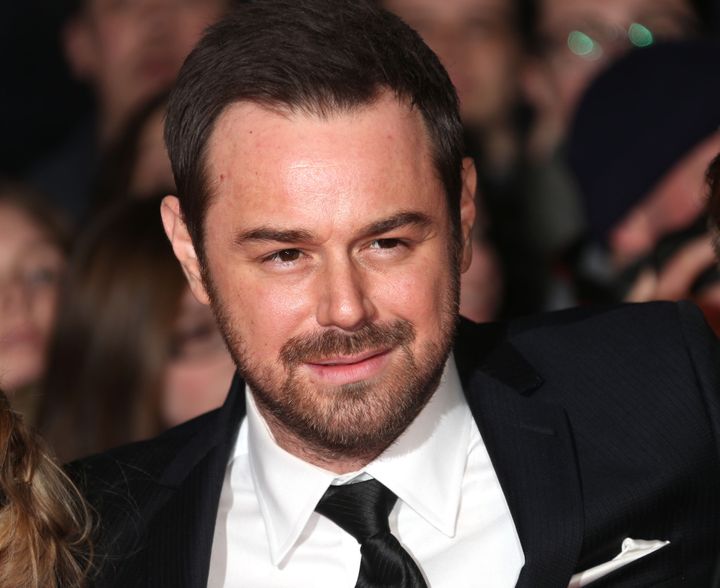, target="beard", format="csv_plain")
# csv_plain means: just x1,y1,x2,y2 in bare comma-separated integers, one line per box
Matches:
202,246,460,463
